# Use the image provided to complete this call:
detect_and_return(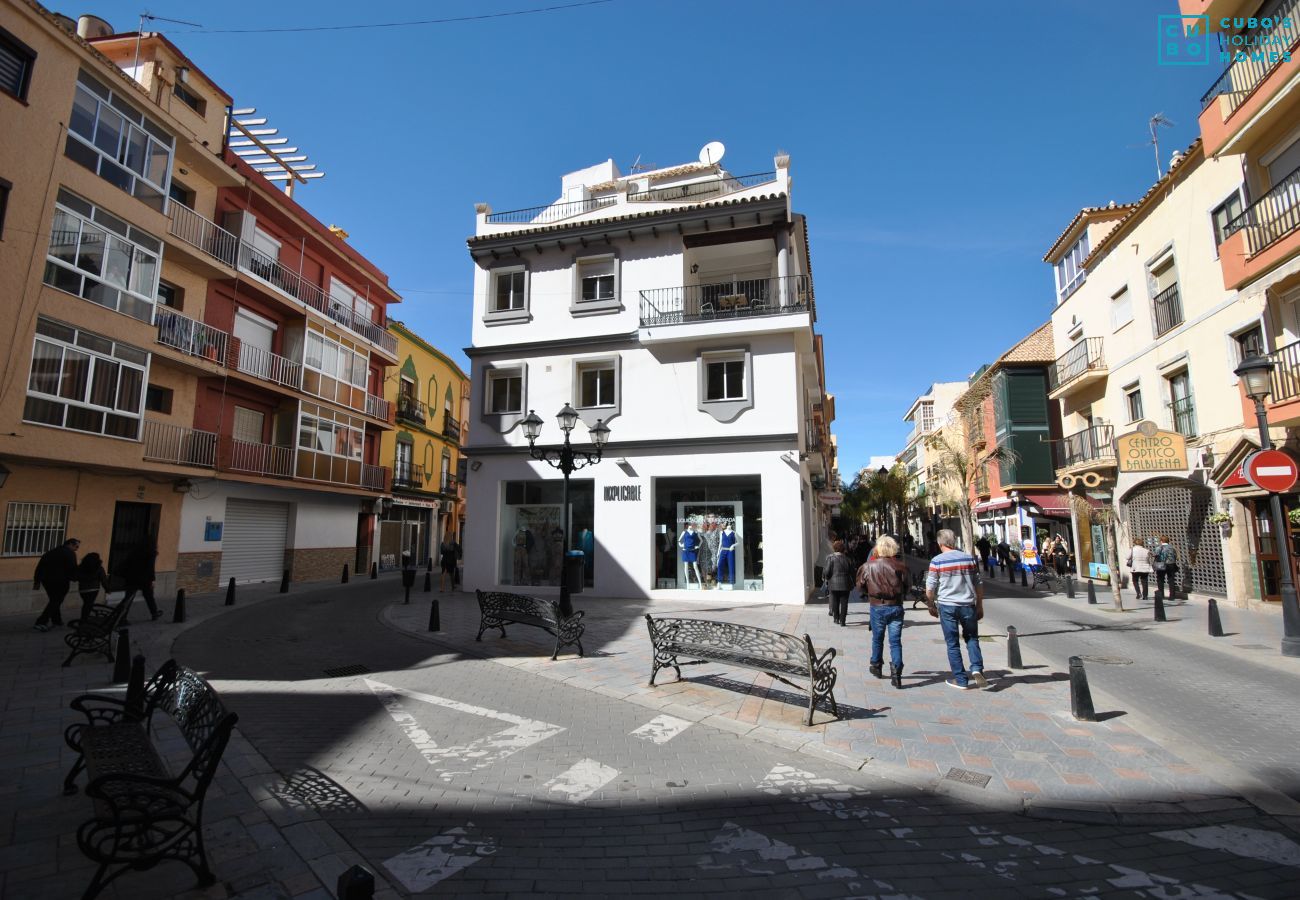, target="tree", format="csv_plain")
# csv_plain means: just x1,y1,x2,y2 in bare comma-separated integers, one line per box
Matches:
924,430,1017,552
